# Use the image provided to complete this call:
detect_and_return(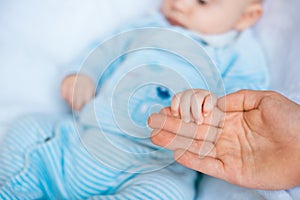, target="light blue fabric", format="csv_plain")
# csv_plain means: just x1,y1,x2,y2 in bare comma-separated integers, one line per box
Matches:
0,116,196,199
77,12,269,95
0,12,269,199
